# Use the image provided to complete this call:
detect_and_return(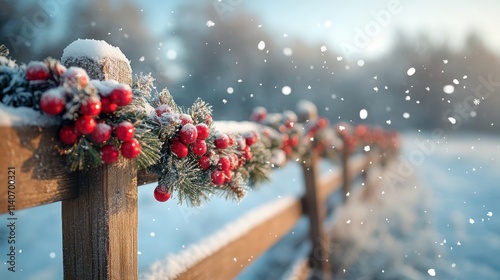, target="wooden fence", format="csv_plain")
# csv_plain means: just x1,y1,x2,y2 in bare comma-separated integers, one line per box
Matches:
0,44,393,280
